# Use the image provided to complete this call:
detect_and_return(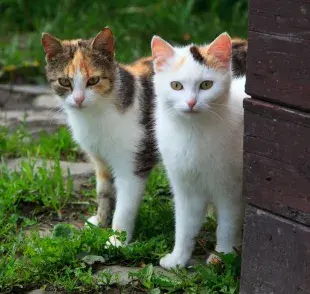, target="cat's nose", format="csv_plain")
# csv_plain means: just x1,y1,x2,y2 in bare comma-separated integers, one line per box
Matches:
74,93,85,106
187,99,197,110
